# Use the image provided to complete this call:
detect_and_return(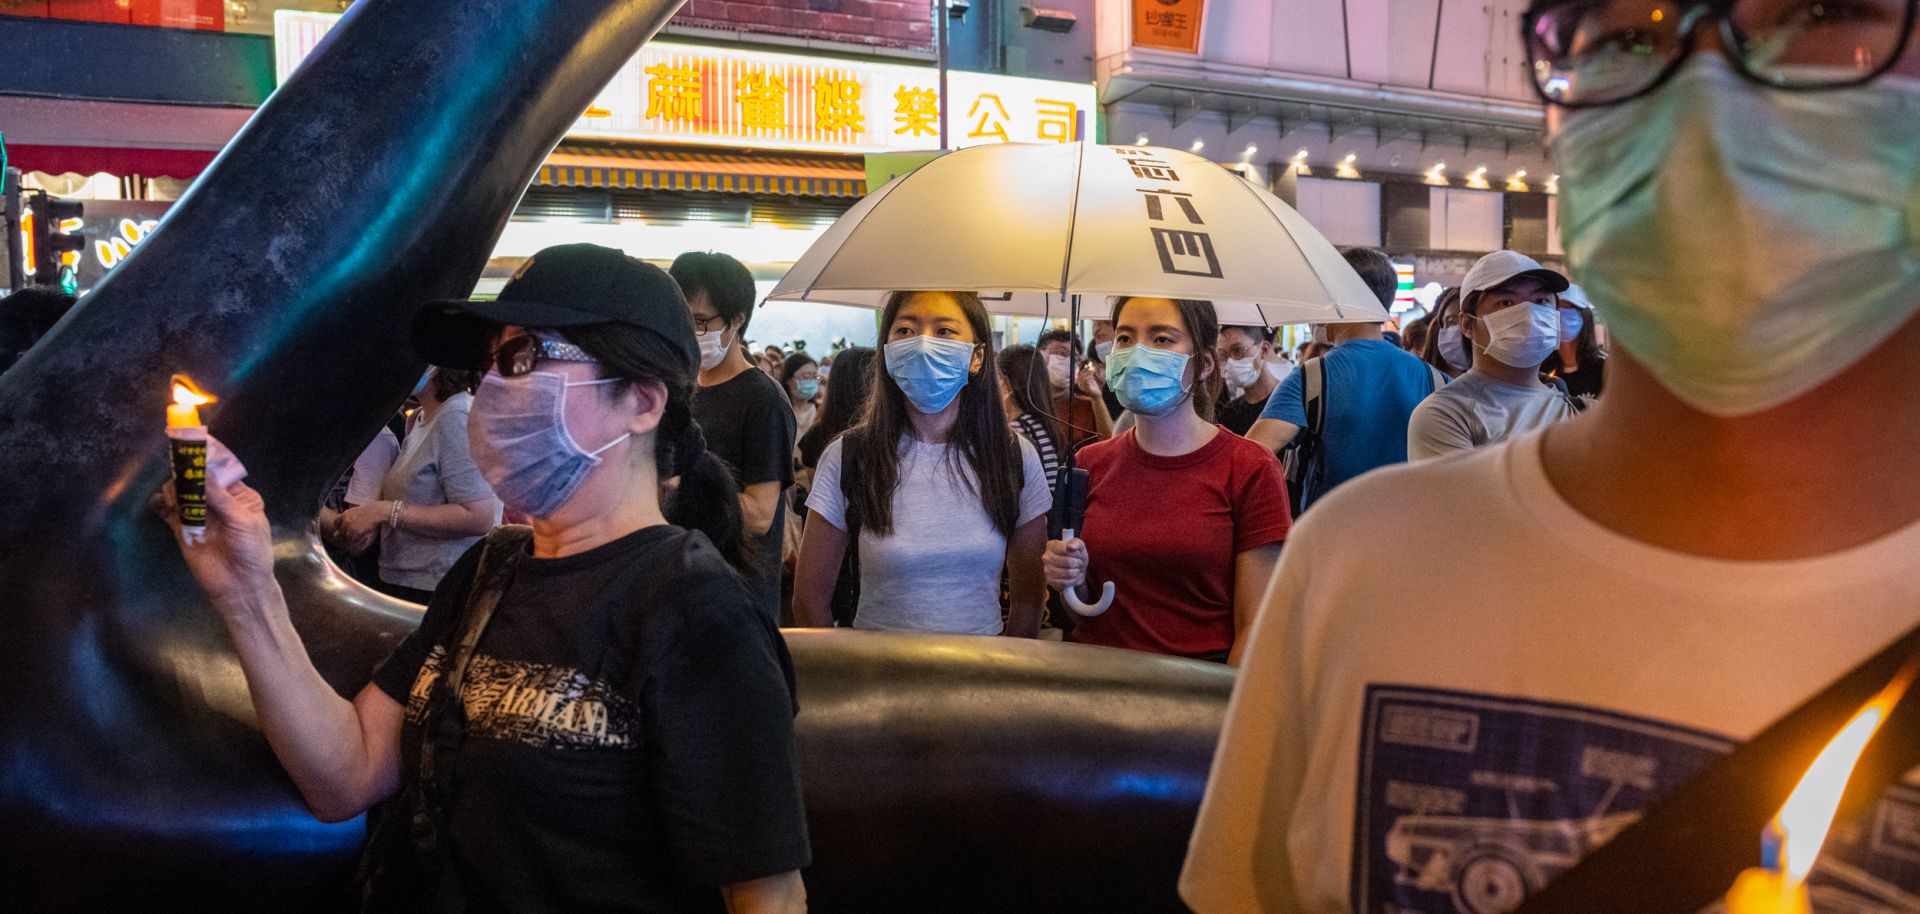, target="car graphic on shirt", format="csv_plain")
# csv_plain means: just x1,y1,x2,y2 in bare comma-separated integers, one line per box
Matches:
1383,808,1638,914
